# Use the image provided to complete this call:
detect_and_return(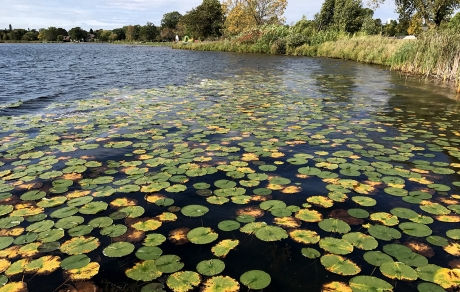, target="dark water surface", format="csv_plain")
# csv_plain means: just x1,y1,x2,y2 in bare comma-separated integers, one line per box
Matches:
1,44,460,292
